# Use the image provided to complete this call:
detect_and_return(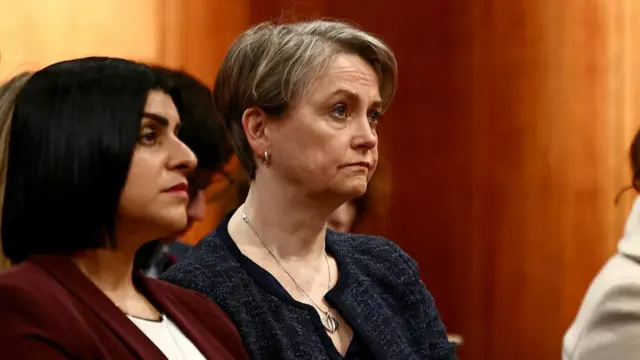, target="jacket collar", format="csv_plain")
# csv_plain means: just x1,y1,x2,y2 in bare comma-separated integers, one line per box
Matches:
26,253,229,359
618,196,640,259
